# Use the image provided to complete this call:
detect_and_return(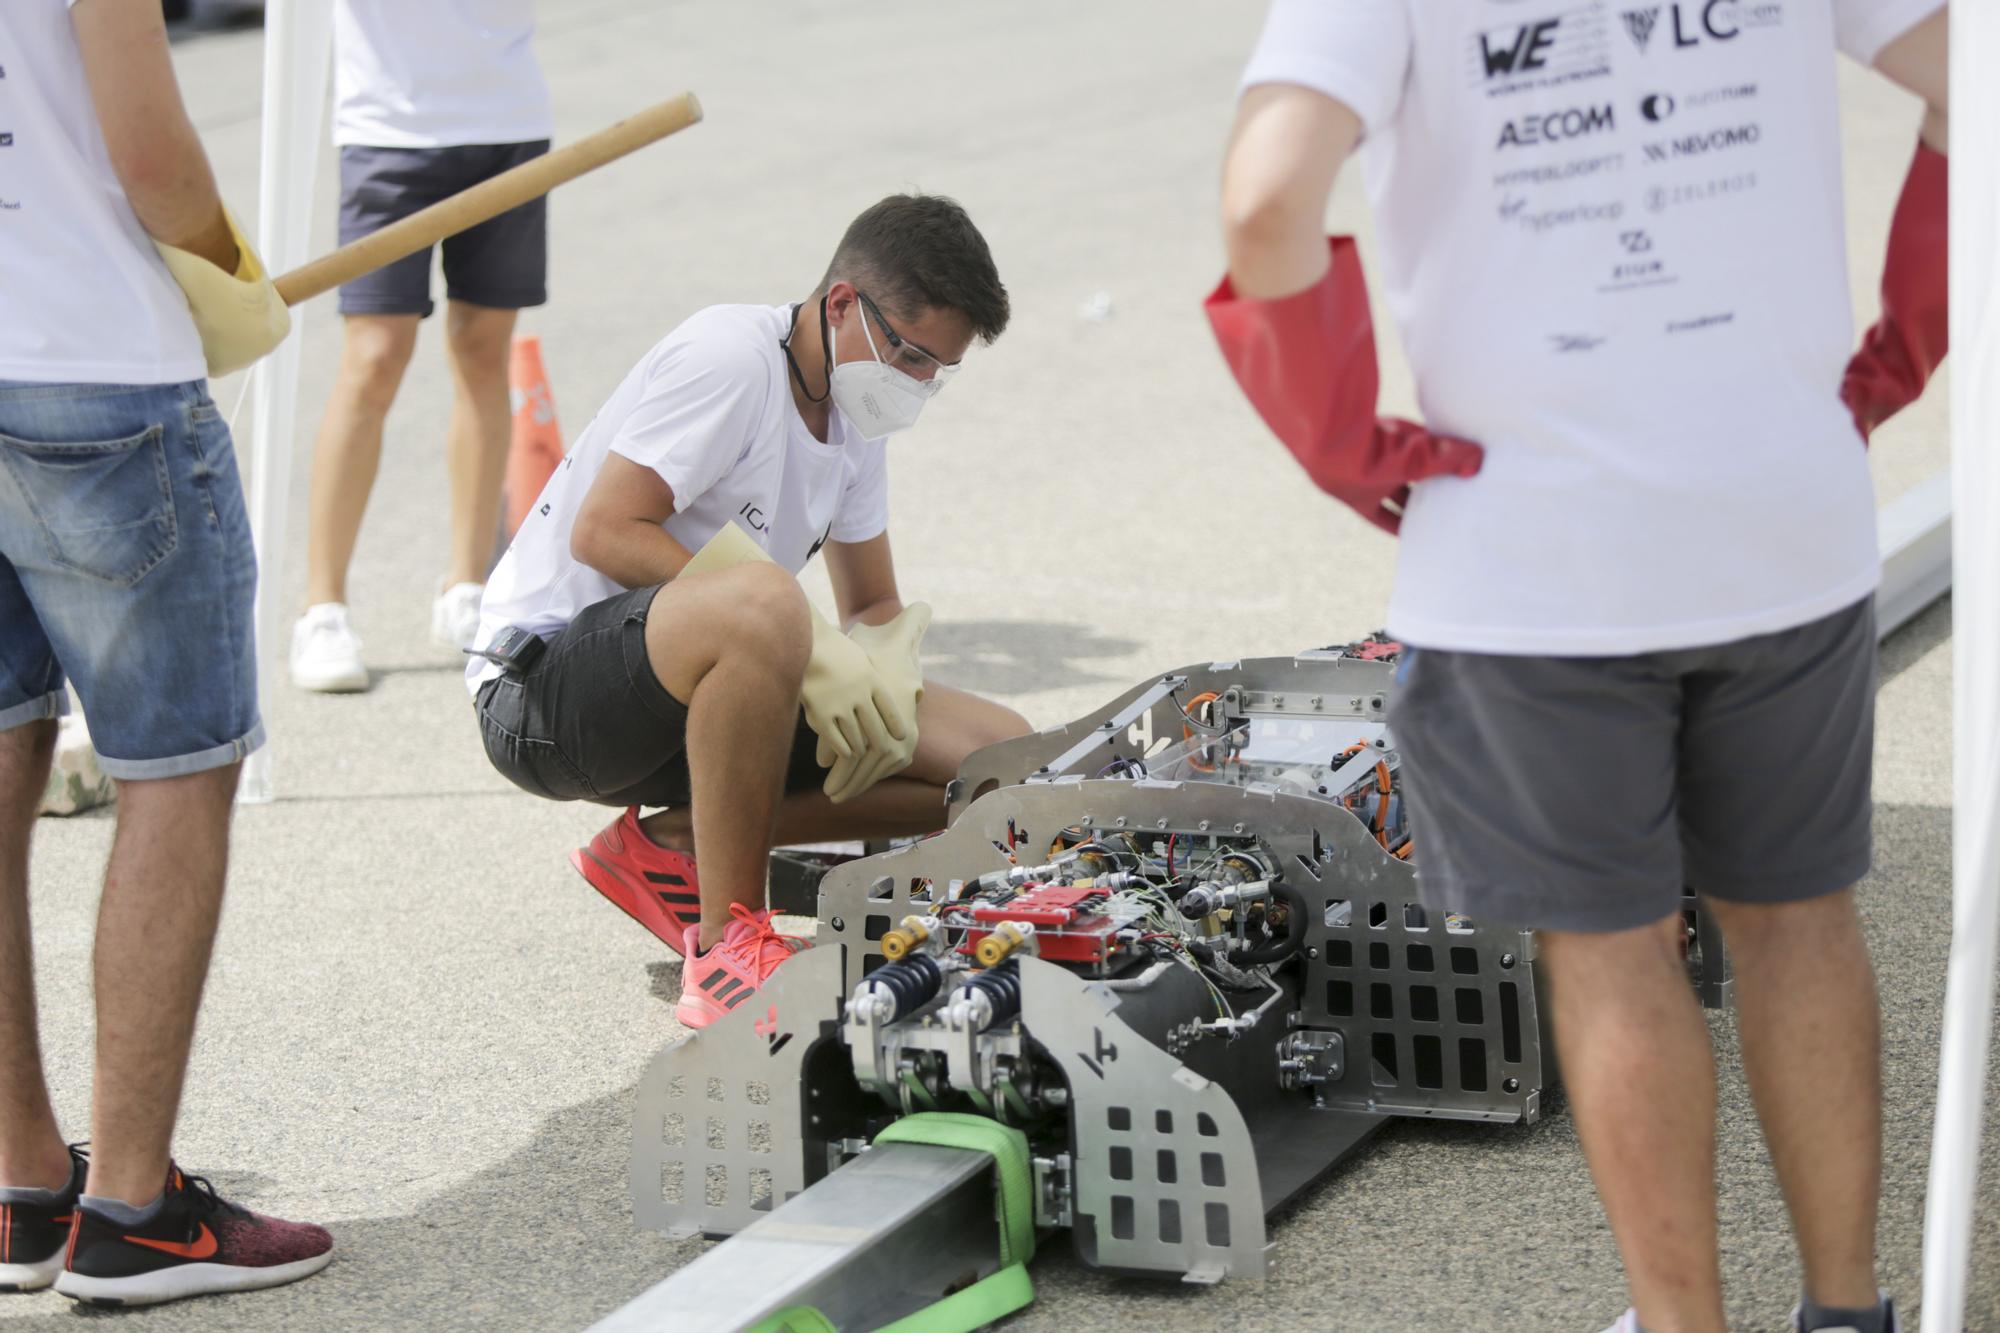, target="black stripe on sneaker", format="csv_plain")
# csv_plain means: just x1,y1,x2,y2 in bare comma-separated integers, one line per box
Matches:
712,977,744,1001
654,891,699,906
724,989,751,1008
643,872,690,887
699,970,725,991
